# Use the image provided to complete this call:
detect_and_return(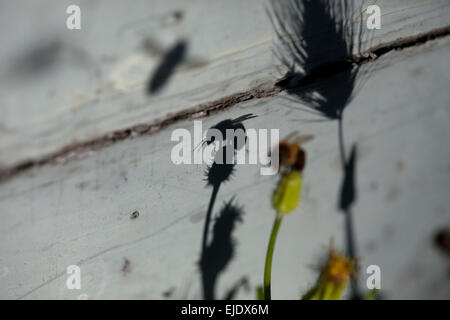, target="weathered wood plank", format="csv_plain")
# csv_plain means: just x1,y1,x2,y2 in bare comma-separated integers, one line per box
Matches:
1,35,449,299
0,0,449,168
